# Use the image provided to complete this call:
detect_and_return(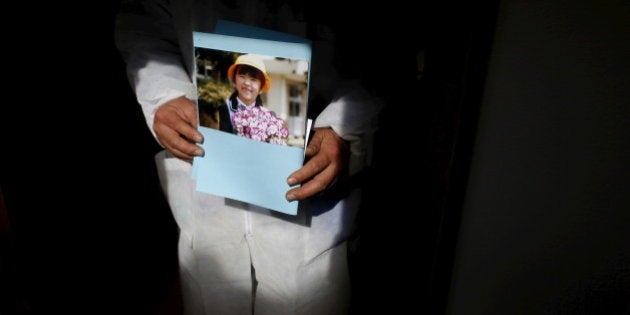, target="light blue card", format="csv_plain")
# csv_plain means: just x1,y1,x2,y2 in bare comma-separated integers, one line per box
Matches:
192,32,311,61
195,127,303,215
191,21,311,215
